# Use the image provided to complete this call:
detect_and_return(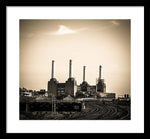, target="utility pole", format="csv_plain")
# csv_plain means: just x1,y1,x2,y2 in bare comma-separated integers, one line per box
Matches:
52,93,56,114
